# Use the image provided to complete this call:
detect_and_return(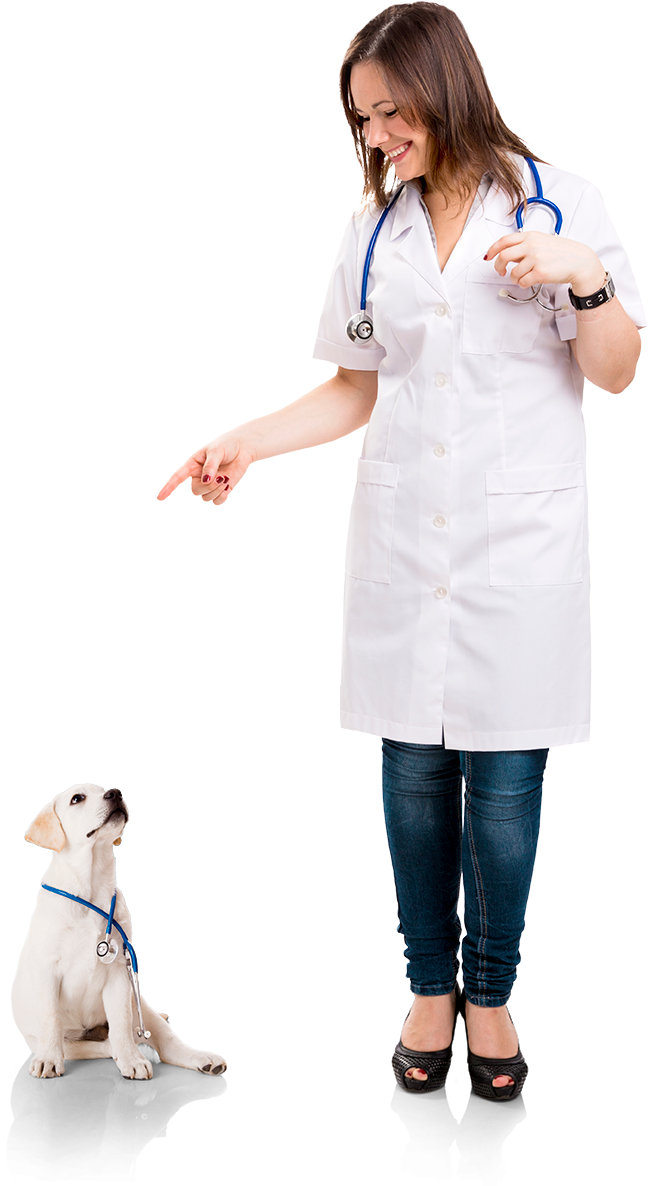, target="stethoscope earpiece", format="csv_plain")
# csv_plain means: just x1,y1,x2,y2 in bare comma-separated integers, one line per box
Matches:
498,285,556,312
